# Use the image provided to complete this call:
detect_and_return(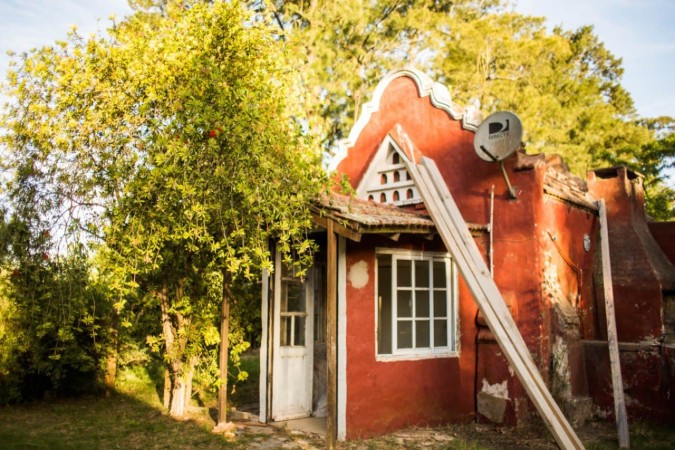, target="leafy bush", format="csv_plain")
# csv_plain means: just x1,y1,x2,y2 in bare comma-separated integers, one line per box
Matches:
0,243,113,403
